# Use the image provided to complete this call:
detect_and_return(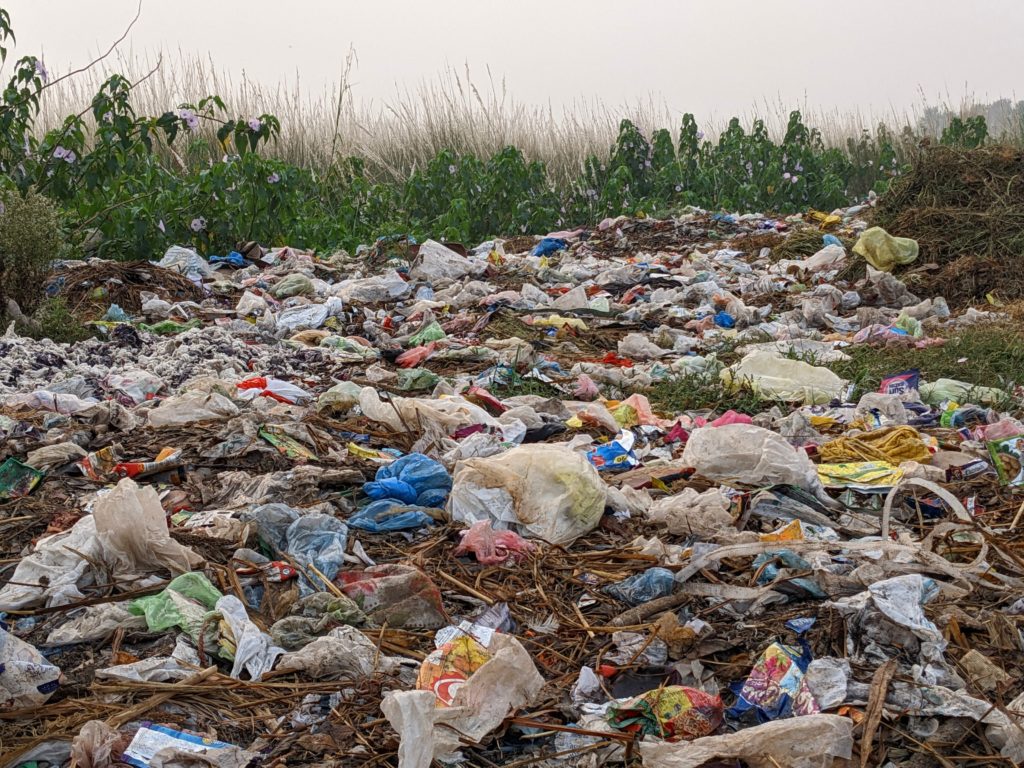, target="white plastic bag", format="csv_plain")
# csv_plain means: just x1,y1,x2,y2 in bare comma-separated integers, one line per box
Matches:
94,478,204,576
275,626,399,679
721,352,845,405
147,391,239,427
682,424,823,493
0,627,61,710
639,713,853,768
0,515,102,611
215,595,284,680
410,240,486,282
448,444,606,545
646,487,733,537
